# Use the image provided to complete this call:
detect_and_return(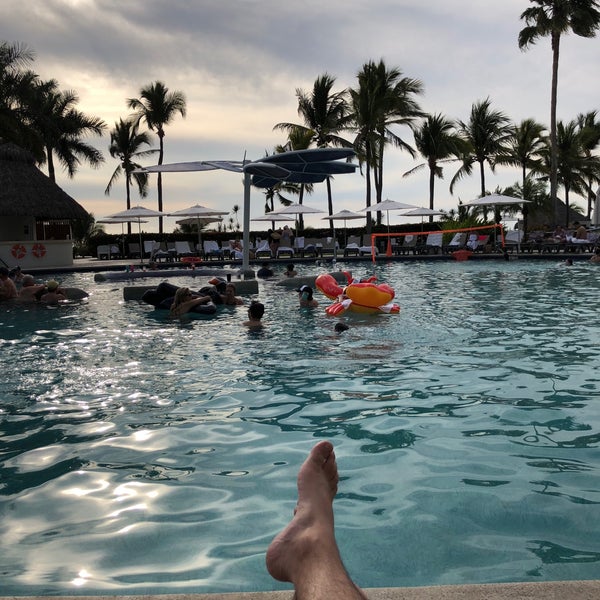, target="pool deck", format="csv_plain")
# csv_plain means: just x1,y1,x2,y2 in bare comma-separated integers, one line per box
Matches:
24,248,594,276
4,581,600,600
